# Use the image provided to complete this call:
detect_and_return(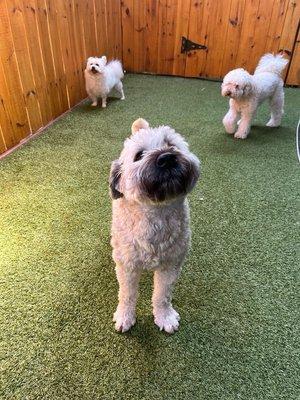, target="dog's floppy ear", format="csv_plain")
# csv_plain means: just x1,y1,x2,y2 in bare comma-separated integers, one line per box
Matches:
109,159,123,199
101,56,107,65
131,118,150,134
